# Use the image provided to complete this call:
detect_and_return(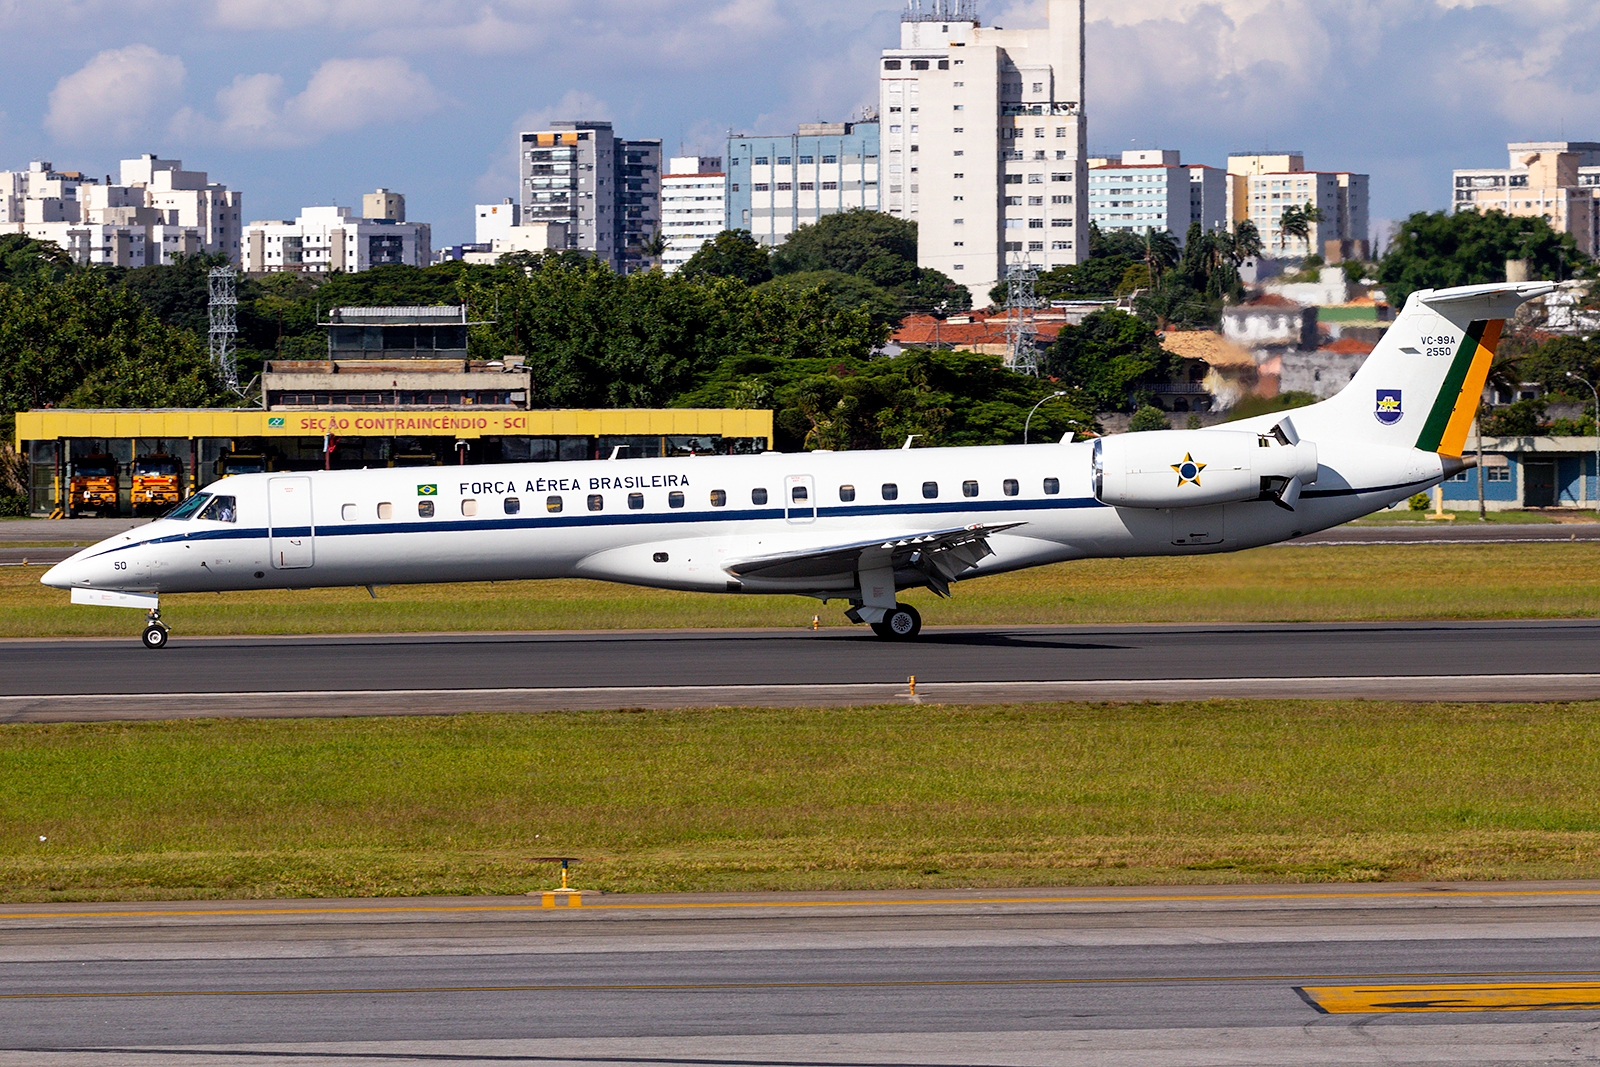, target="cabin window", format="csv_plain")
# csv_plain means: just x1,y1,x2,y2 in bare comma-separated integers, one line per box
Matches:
418,500,435,518
504,497,520,515
628,492,644,509
341,503,357,521
839,484,855,501
710,489,727,507
378,502,394,519
547,495,563,513
653,552,669,562
198,495,237,523
1043,477,1060,495
1003,479,1018,497
922,481,939,499
588,494,604,511
461,499,478,517
882,483,898,500
669,490,685,508
962,480,979,497
791,484,808,502
752,487,768,504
